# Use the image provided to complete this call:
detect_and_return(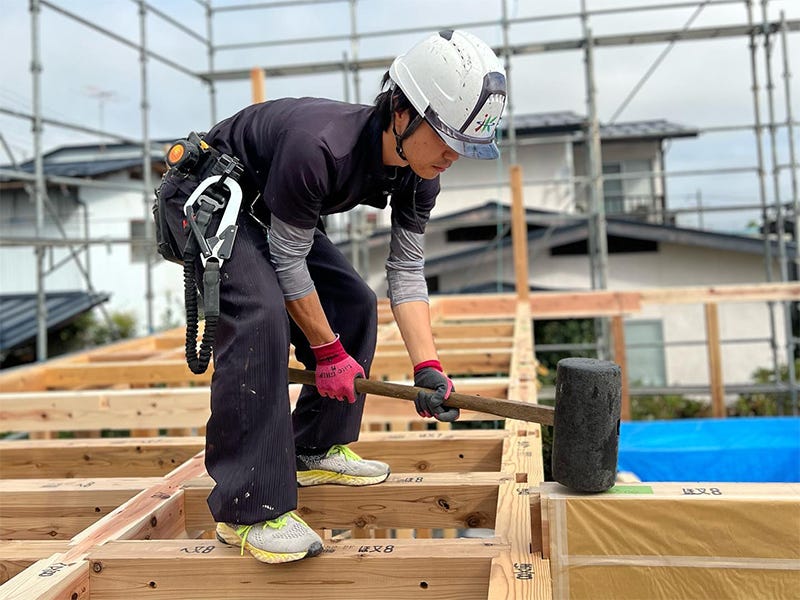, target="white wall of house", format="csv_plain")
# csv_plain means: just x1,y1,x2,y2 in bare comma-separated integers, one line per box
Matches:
434,138,575,216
